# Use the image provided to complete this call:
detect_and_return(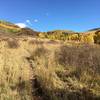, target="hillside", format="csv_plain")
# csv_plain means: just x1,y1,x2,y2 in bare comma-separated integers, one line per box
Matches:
1,20,100,45
39,28,100,44
0,36,100,100
88,28,100,31
0,20,39,36
0,20,100,100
